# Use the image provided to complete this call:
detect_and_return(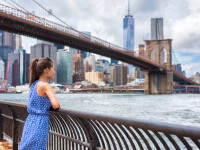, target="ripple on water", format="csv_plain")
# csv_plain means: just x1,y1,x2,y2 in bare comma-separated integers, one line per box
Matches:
0,93,199,126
